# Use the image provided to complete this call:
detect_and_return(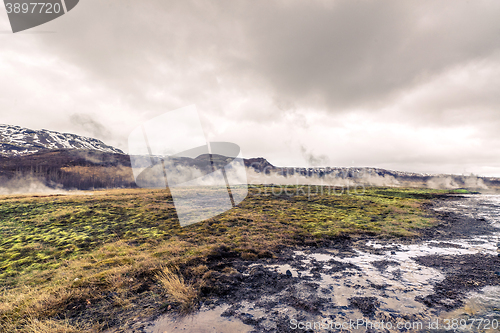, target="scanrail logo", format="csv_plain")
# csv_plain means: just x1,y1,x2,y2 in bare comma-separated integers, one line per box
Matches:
3,0,79,33
128,105,248,227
